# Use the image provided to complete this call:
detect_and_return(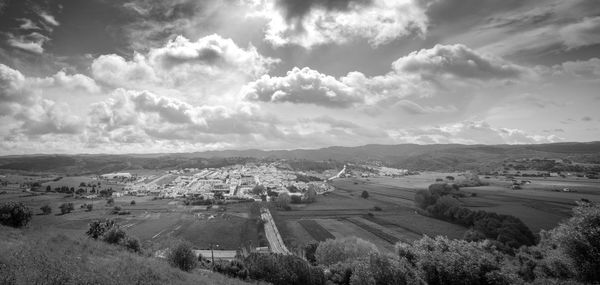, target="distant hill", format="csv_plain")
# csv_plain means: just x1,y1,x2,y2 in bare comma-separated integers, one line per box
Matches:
1,142,599,174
